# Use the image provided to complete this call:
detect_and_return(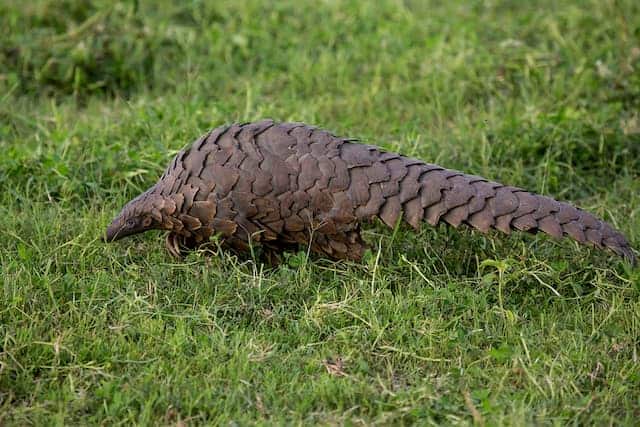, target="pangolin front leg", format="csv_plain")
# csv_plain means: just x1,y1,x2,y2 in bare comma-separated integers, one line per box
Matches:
105,120,636,265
